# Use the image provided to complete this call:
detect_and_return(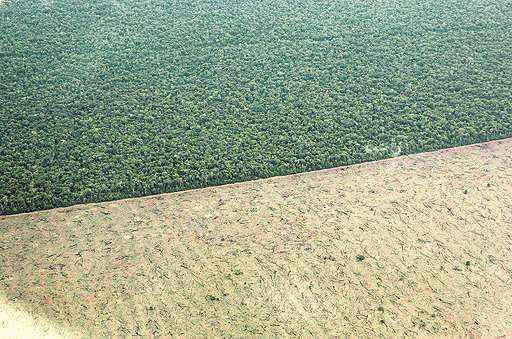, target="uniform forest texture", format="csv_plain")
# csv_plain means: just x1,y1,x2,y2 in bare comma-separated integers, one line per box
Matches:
1,0,511,214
